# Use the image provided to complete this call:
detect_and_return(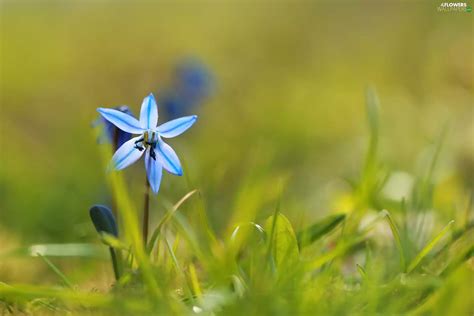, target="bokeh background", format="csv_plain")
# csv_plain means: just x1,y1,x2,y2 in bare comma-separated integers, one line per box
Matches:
0,1,472,284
